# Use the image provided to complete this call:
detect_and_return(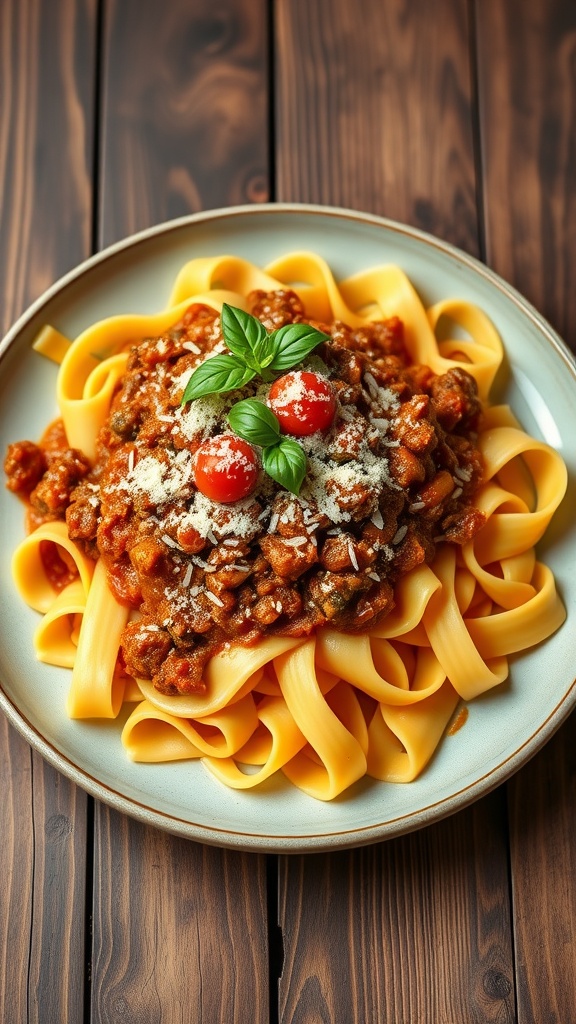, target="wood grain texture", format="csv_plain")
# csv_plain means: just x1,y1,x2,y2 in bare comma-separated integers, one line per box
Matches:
274,0,480,254
0,727,88,1024
0,718,34,1021
507,717,576,1024
0,0,96,334
475,0,576,346
99,0,270,247
476,3,576,1019
0,3,96,1022
28,757,89,1023
91,807,270,1023
278,796,515,1024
